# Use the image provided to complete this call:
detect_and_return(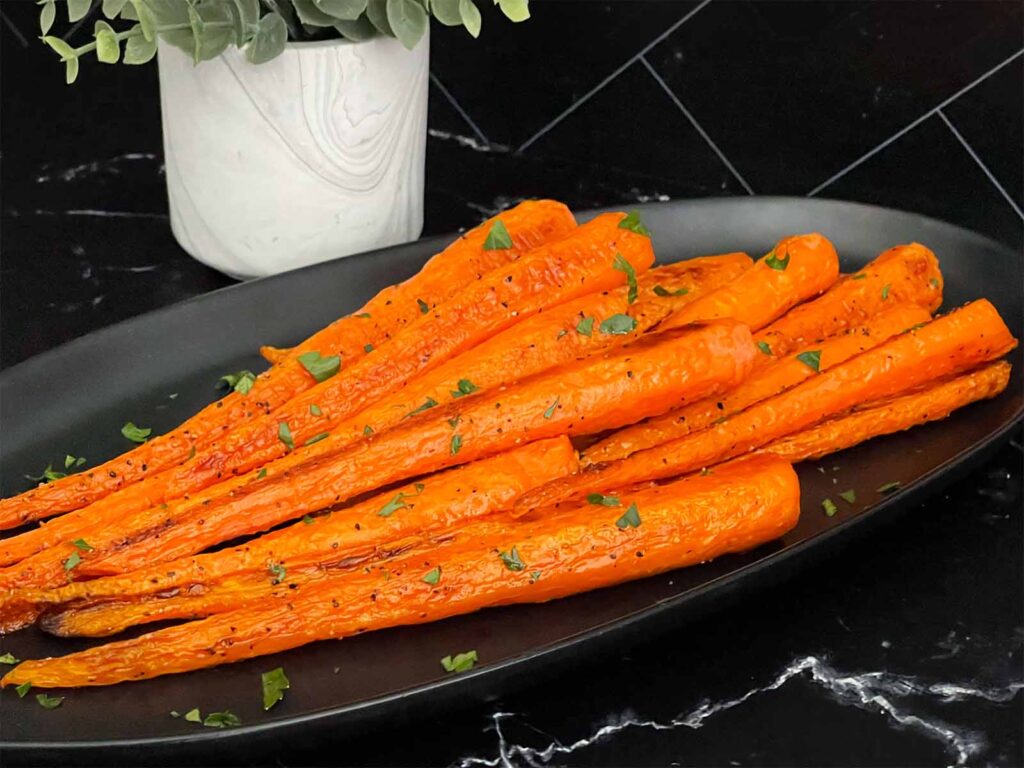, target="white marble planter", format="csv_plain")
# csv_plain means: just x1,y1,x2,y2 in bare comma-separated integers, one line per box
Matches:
157,32,429,279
